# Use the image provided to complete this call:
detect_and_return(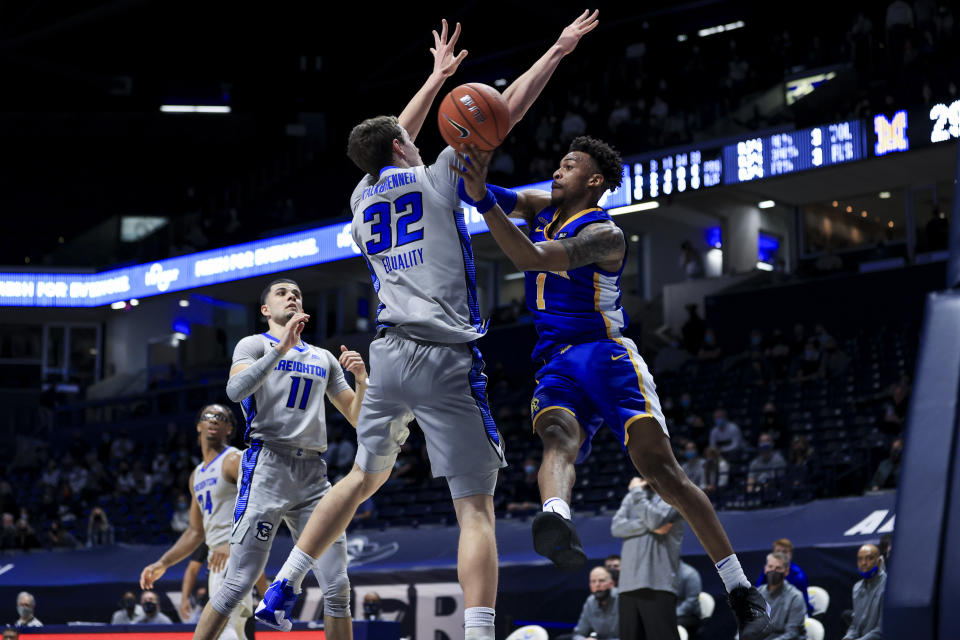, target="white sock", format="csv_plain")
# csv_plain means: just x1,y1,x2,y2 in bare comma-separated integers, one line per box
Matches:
543,497,572,520
276,545,315,593
464,606,495,636
716,553,751,592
